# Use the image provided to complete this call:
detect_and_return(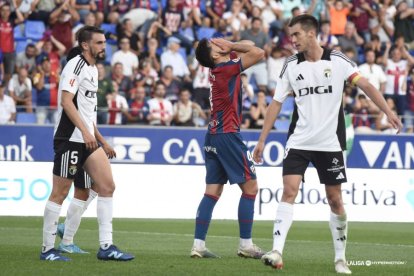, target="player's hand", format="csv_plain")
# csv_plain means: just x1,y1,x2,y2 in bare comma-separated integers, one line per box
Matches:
83,131,98,151
211,38,233,54
102,143,116,159
387,113,403,134
253,141,265,165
